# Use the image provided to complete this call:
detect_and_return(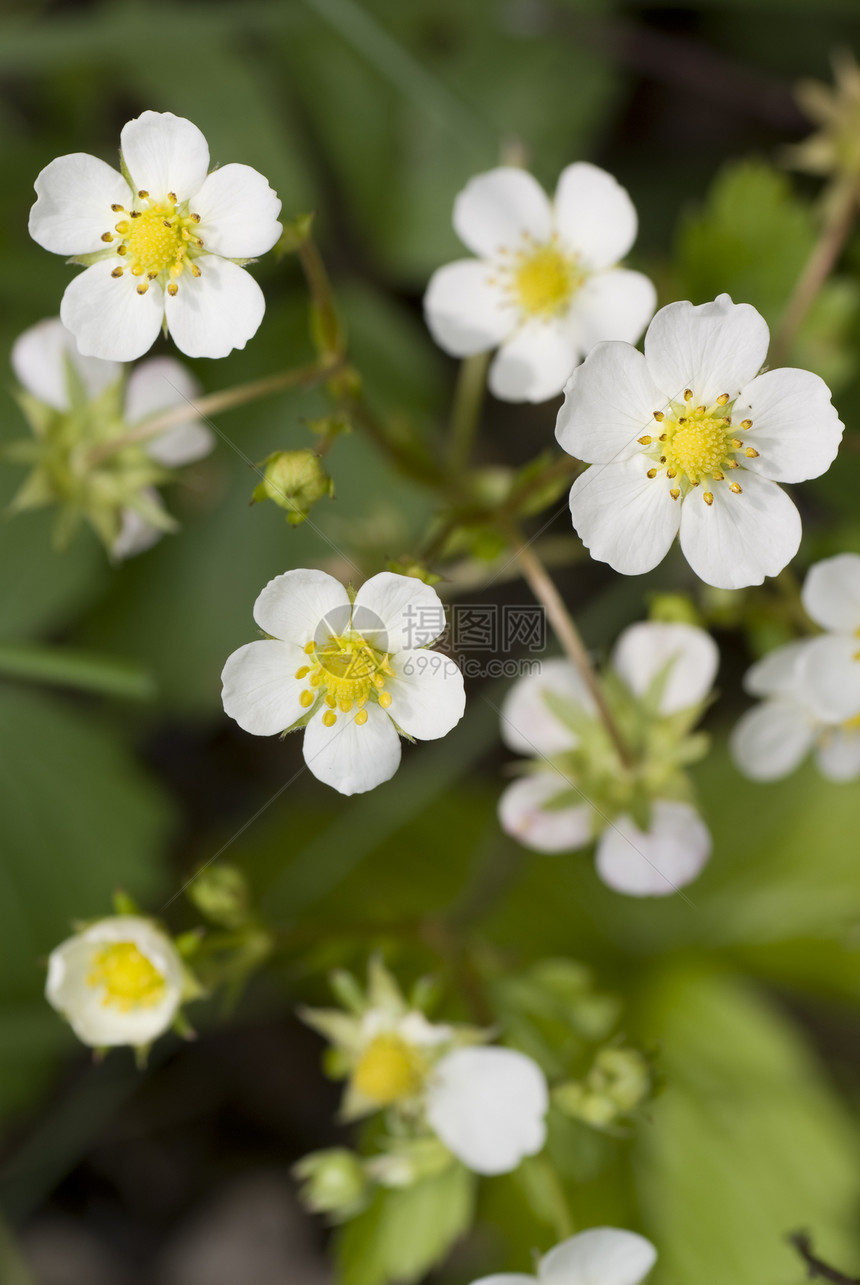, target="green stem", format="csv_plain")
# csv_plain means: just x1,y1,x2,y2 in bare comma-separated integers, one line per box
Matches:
0,641,155,700
536,1156,575,1239
770,173,860,367
447,352,490,473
